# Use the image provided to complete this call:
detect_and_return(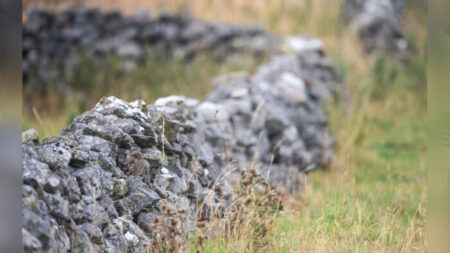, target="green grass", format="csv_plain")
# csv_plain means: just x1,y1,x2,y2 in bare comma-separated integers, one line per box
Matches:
271,89,425,252
194,52,426,252
23,54,266,139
